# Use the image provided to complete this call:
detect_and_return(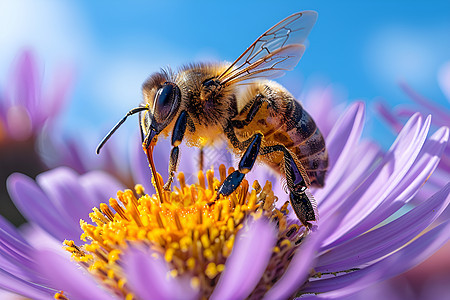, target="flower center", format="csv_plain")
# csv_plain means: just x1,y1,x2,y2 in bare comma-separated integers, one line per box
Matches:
64,165,307,299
